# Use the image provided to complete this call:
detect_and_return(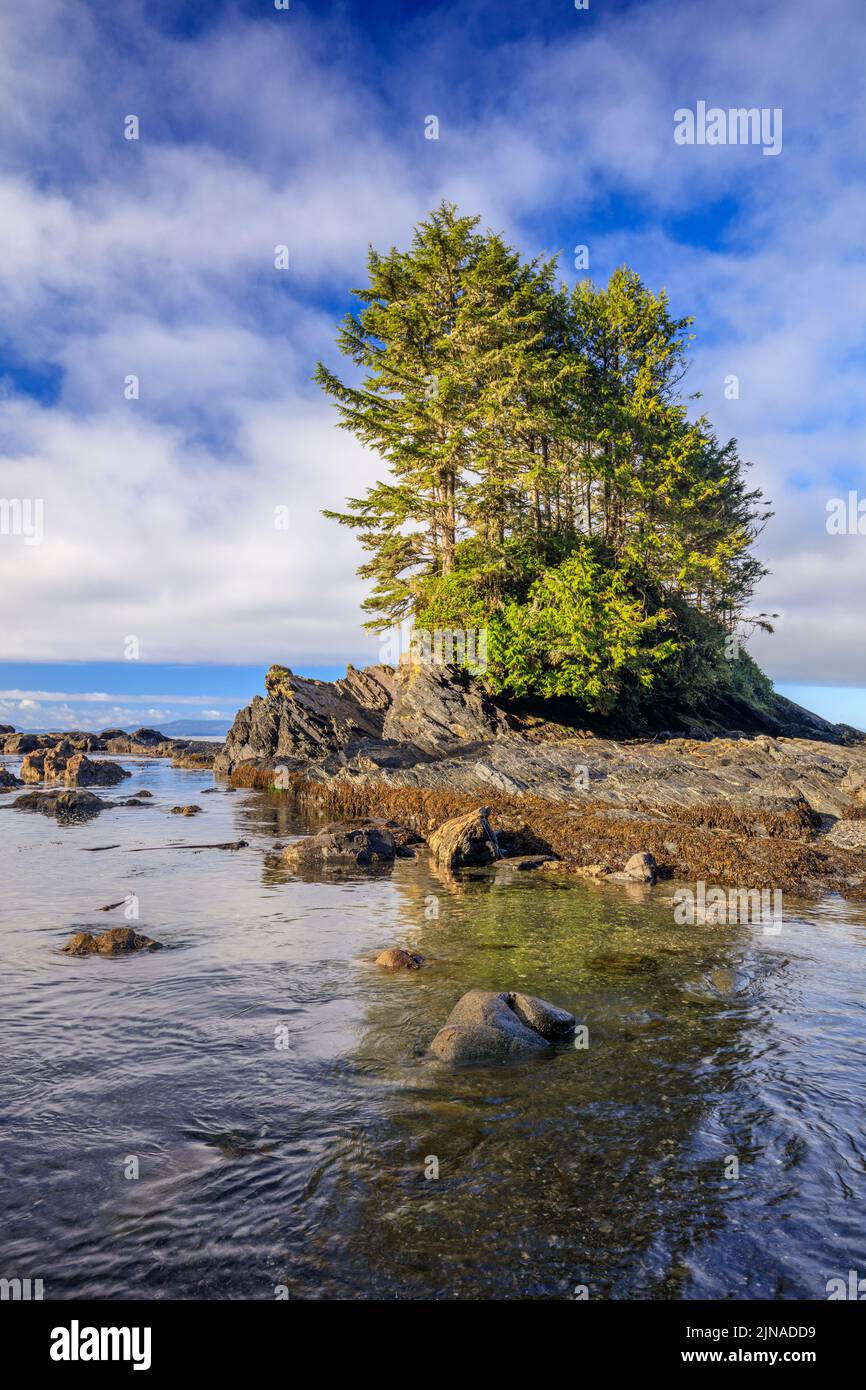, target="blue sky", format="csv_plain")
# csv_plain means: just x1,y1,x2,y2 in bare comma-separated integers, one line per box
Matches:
2,0,866,729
